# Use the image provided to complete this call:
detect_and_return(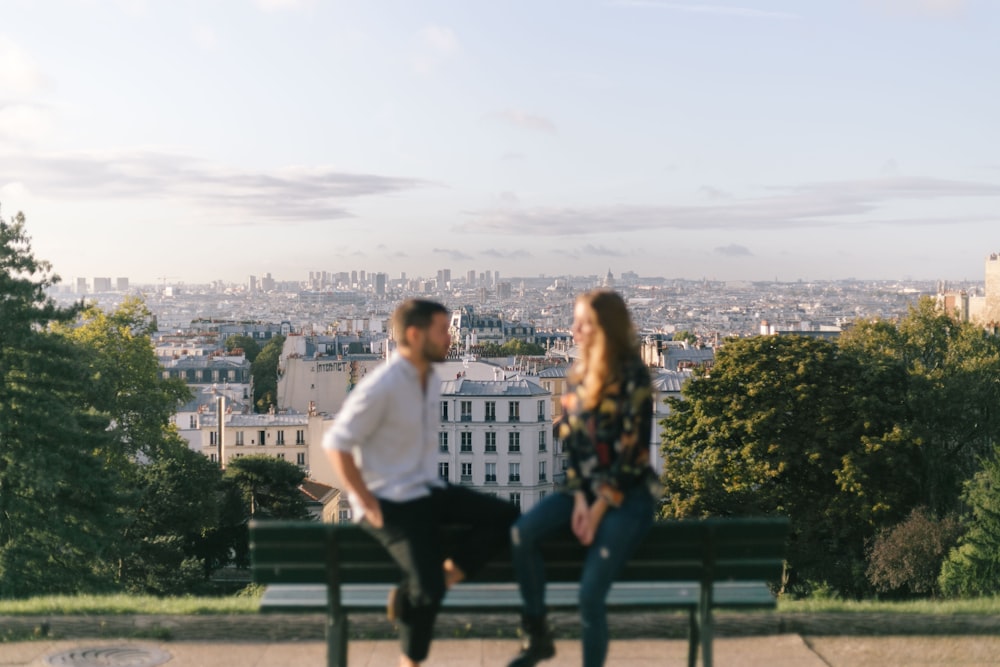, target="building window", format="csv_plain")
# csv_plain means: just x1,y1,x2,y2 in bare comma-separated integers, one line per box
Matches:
461,462,473,481
509,492,521,510
209,431,217,446
508,432,520,453
235,431,244,446
539,490,546,501
297,452,306,466
338,507,352,524
438,462,449,480
485,462,497,483
561,458,568,471
276,430,285,445
508,462,520,483
460,401,472,422
537,400,545,421
228,370,236,381
538,431,546,452
276,452,285,460
485,401,496,422
509,401,520,422
538,460,547,482
296,429,305,445
485,431,497,453
195,370,203,381
460,431,473,452
440,401,449,421
189,415,196,429
212,370,220,382
438,432,449,452
258,430,266,446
